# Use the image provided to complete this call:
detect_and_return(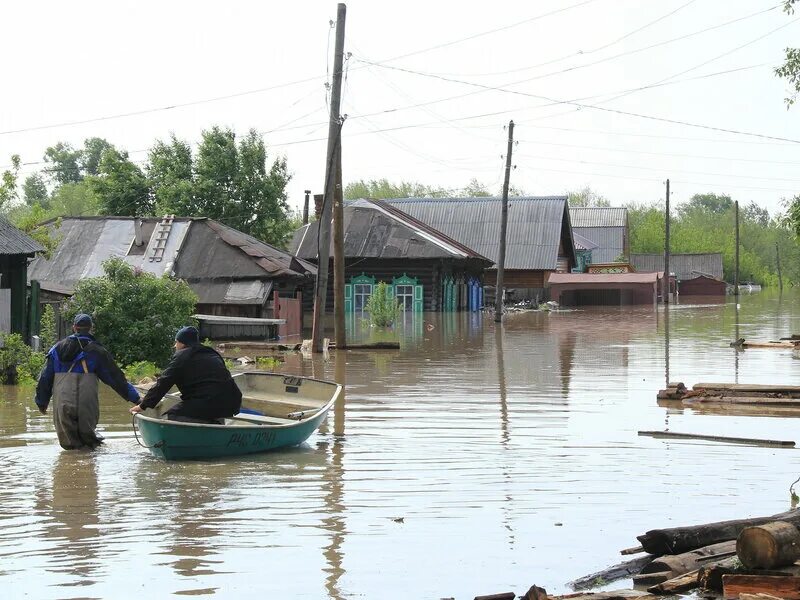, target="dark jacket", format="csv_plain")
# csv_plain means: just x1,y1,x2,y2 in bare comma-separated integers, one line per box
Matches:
139,345,242,419
35,334,140,411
